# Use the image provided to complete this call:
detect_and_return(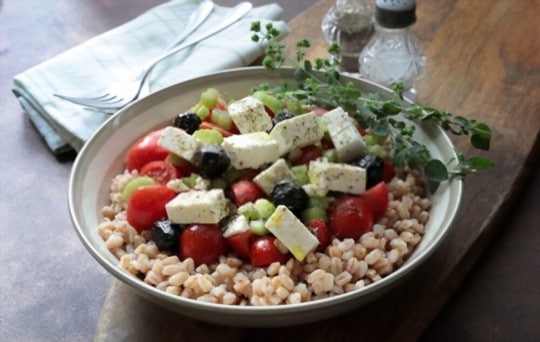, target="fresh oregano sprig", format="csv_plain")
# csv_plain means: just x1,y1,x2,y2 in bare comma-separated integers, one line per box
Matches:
250,22,494,190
